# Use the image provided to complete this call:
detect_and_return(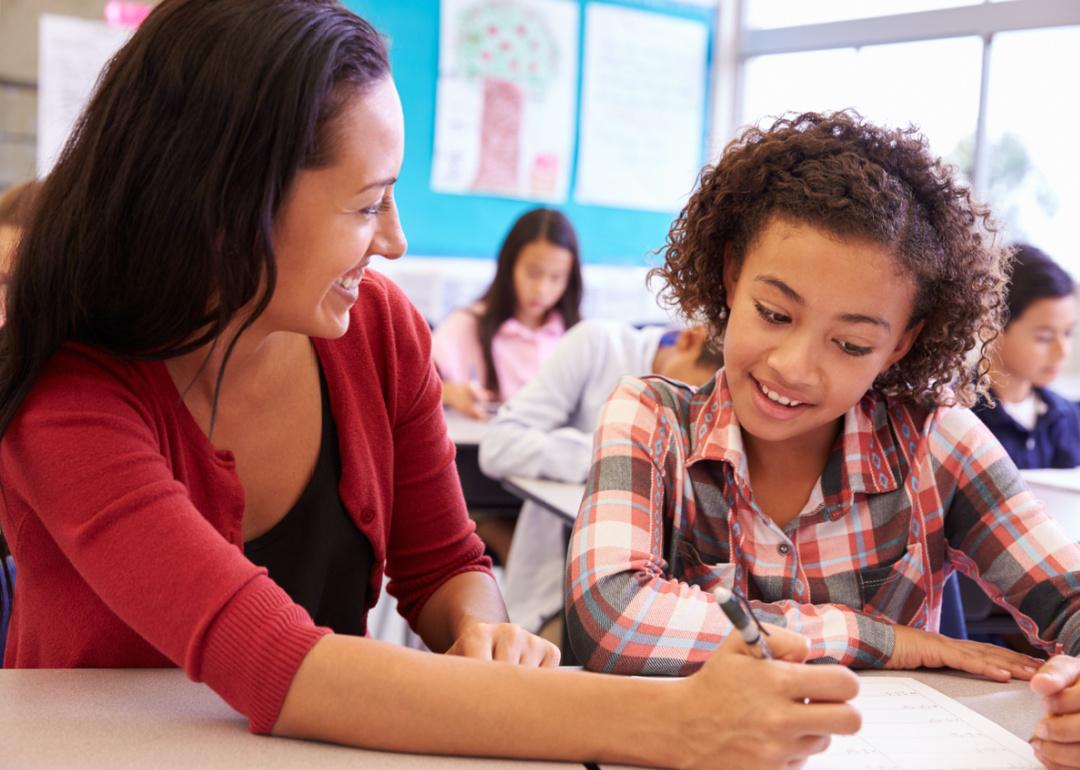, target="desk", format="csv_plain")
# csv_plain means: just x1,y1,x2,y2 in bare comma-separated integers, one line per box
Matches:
444,410,489,447
1022,468,1080,540
0,669,583,770
597,669,1040,770
501,476,585,524
444,411,520,515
